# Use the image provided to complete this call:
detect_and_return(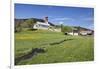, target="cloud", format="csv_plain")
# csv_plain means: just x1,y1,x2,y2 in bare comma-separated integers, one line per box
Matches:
52,17,74,21
82,17,94,22
87,23,94,30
